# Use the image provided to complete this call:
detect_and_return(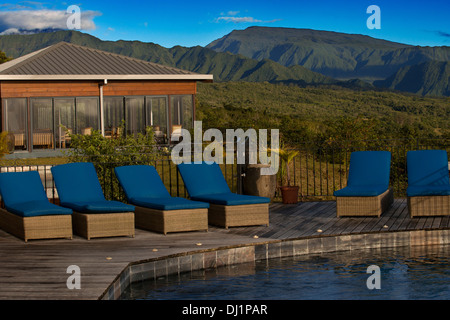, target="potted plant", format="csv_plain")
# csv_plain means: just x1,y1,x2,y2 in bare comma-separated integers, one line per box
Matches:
277,147,300,204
